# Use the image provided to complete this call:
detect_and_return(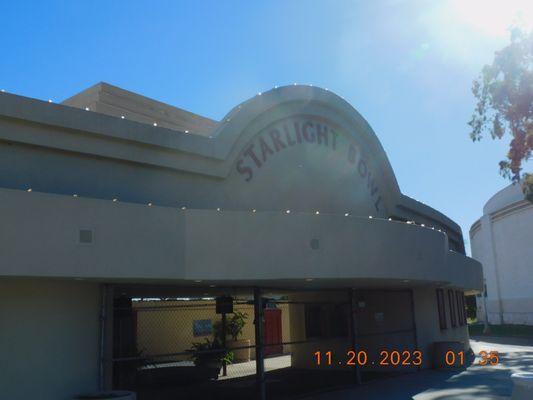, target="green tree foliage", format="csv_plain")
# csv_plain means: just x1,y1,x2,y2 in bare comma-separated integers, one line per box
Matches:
469,28,532,198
